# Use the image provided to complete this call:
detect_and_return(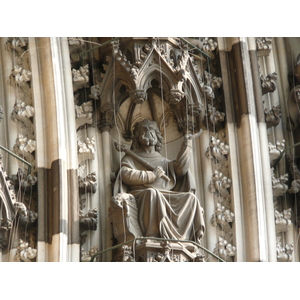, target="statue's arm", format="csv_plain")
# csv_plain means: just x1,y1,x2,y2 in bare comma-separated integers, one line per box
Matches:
120,166,157,185
173,137,192,178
